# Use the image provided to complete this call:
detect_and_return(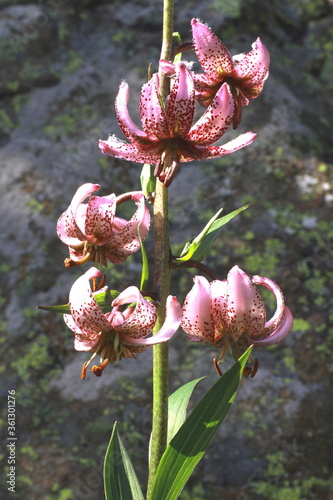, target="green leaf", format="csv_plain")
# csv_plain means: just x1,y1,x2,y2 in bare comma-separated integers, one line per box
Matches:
37,288,119,314
149,347,253,500
149,378,205,465
177,204,251,263
172,32,182,63
104,422,144,500
167,377,205,444
138,226,149,291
